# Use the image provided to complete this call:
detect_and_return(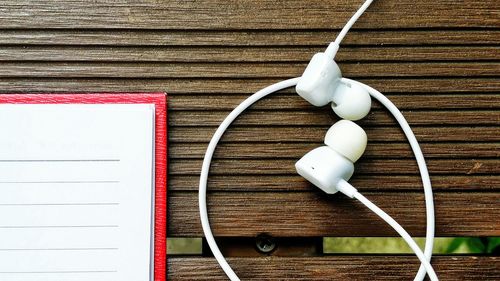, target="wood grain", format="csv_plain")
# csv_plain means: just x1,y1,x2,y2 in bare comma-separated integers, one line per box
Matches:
168,94,500,110
1,46,498,62
1,62,498,78
0,78,497,93
0,0,498,29
168,192,500,236
168,175,500,192
169,142,499,159
170,159,497,175
170,126,500,142
1,29,499,46
168,256,500,280
169,110,500,126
